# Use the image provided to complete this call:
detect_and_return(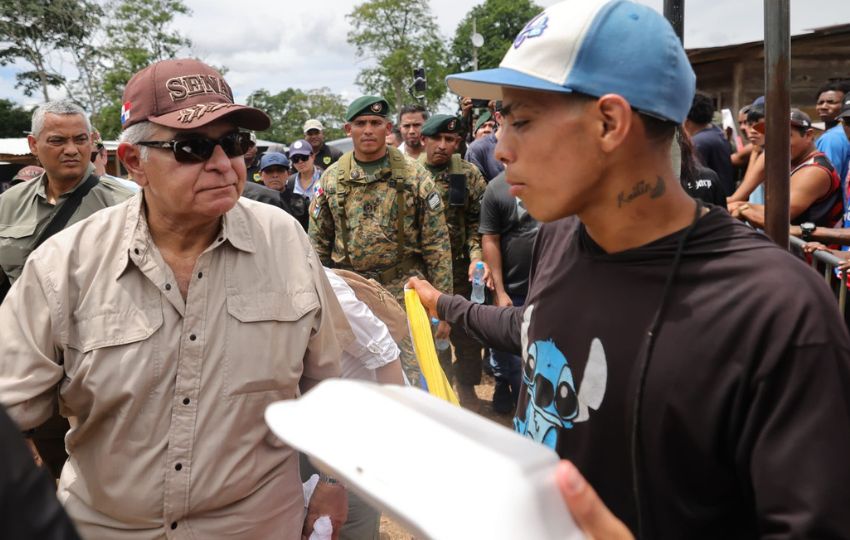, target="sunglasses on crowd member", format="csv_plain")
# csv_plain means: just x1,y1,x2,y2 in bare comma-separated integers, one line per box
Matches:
137,131,252,164
290,154,311,164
